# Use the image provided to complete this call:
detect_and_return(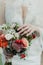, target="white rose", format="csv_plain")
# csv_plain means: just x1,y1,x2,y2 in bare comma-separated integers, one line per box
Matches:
5,34,14,40
15,33,19,39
